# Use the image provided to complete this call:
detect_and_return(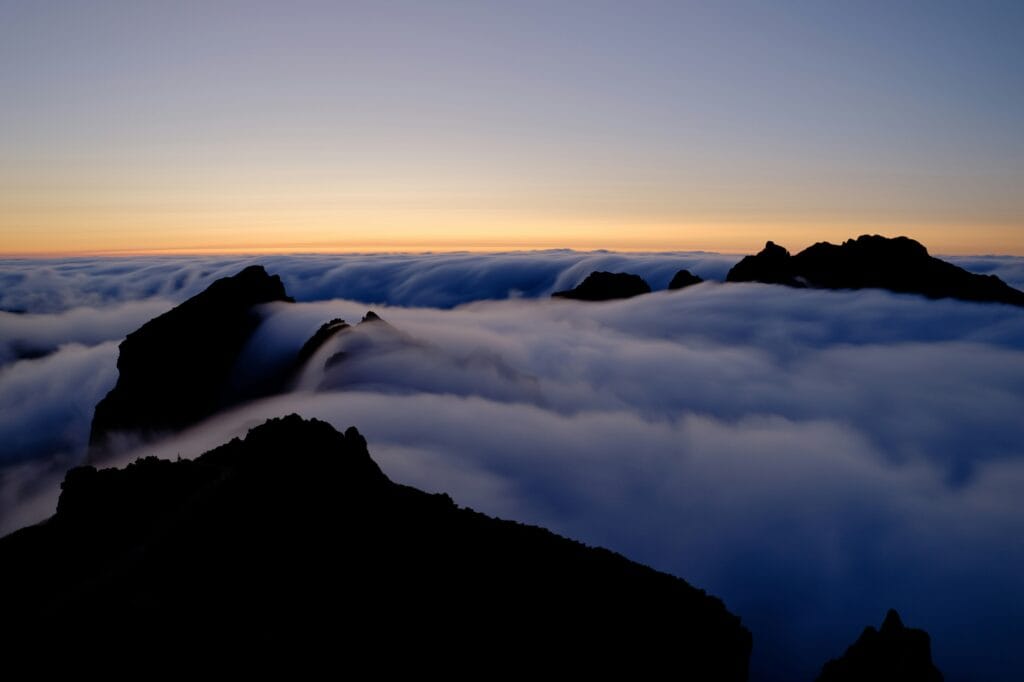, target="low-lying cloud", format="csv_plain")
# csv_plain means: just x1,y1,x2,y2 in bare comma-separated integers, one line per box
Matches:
3,251,1021,314
0,251,745,312
1,255,1024,681
0,342,118,466
0,300,173,367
